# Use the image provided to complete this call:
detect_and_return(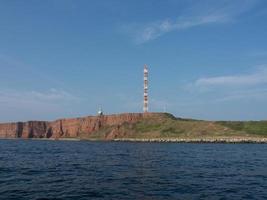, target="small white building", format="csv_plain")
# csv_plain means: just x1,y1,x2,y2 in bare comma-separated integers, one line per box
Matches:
98,108,103,116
